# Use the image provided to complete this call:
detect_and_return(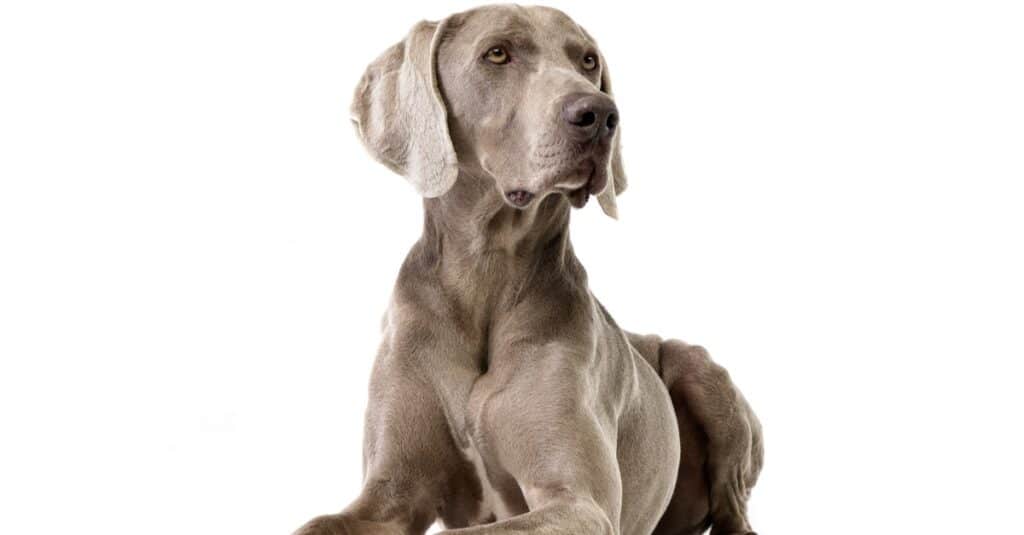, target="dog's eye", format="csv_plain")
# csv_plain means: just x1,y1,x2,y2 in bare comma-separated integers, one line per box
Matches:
484,47,510,64
582,54,598,71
